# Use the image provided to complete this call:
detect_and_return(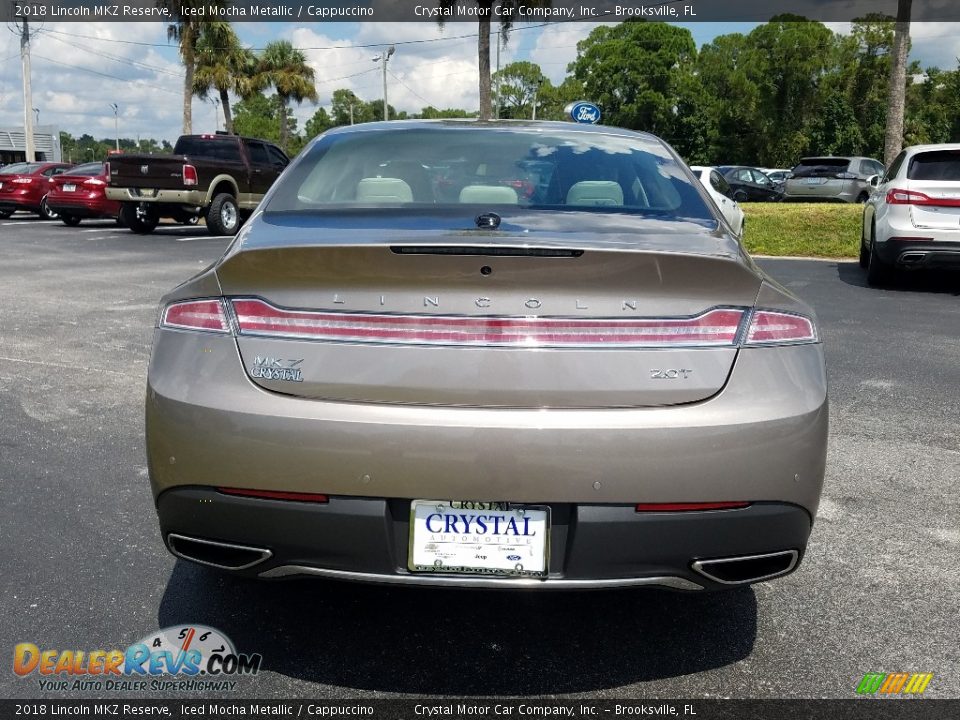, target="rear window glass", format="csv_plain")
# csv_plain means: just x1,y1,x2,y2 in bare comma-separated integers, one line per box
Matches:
65,163,103,176
265,127,712,221
173,138,242,162
0,162,43,174
907,151,960,181
792,158,851,177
